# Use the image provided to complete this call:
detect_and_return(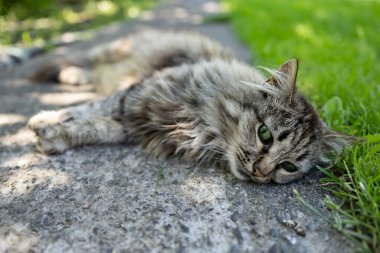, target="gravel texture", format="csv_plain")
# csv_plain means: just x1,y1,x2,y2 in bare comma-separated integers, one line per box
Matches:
0,0,355,252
